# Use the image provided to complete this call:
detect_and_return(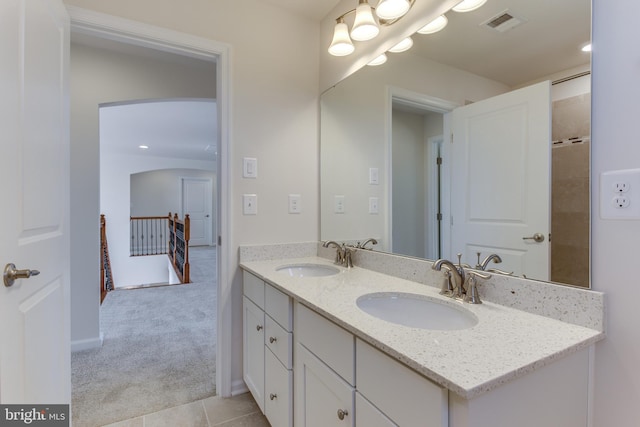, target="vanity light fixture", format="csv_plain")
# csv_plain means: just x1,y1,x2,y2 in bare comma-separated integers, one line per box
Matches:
367,53,388,66
328,0,416,56
452,0,487,13
376,0,411,20
388,36,413,53
417,15,448,34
